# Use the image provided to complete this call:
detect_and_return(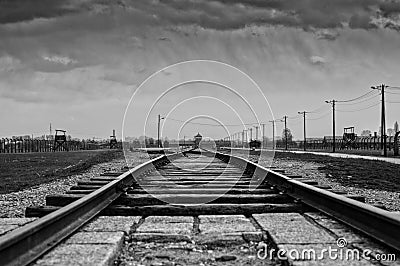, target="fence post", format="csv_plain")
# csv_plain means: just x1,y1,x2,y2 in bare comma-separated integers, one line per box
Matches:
394,132,400,156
